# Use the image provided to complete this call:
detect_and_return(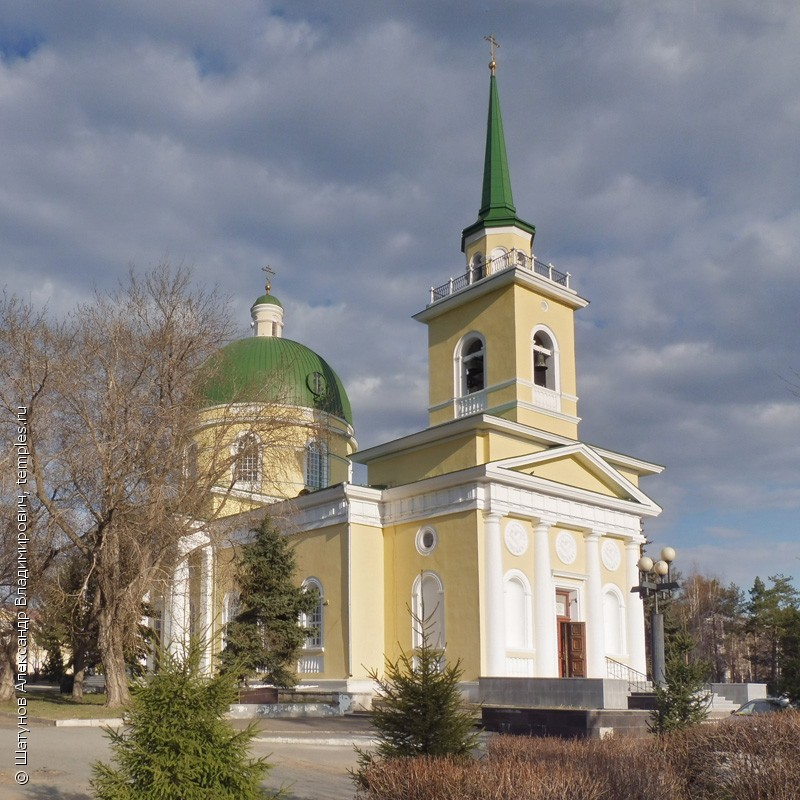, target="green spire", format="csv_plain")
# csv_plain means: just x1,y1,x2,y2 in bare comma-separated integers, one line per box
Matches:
461,61,535,248
479,74,516,221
